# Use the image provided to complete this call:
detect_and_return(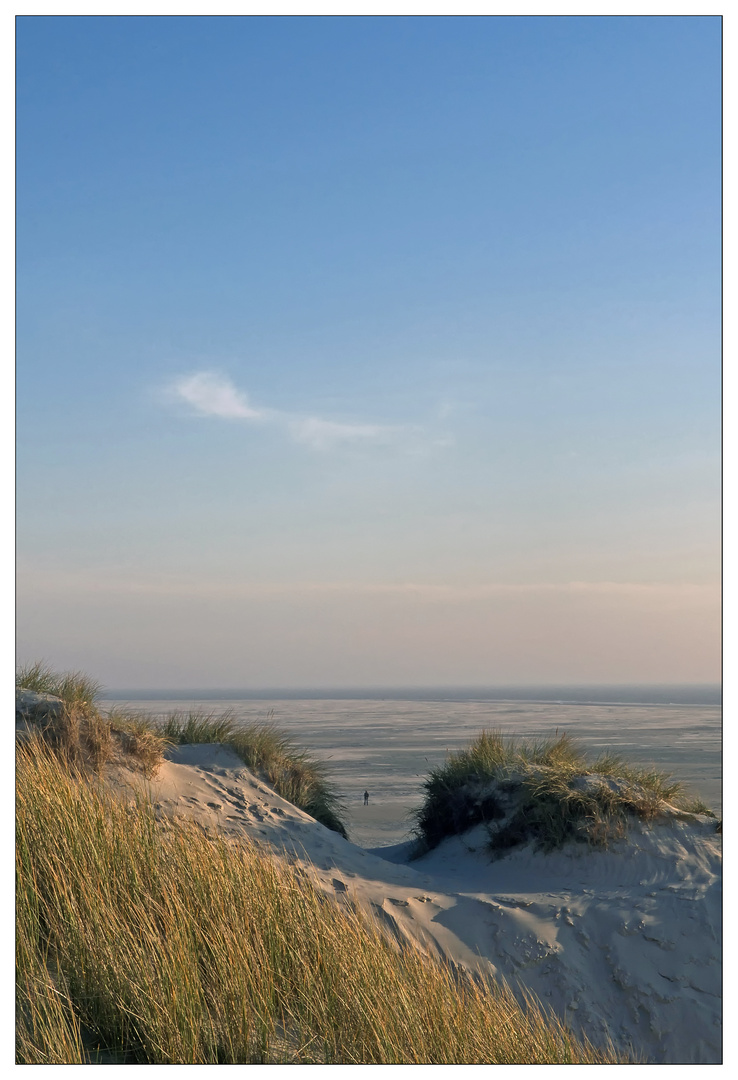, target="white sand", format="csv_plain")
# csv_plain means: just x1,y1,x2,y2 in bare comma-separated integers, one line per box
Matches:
111,743,722,1065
